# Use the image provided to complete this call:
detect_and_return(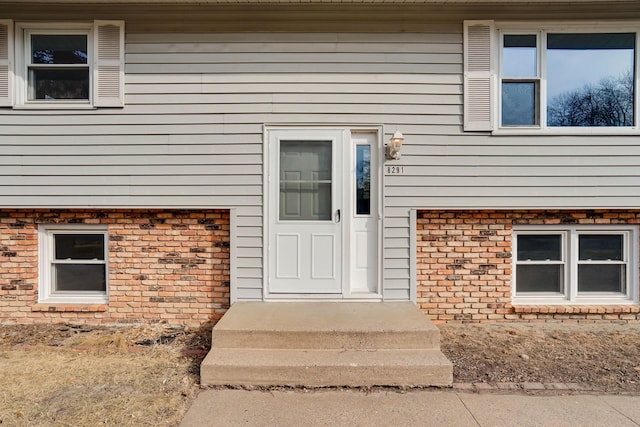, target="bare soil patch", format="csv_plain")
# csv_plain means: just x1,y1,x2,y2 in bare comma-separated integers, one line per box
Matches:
1,321,639,425
440,322,640,393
